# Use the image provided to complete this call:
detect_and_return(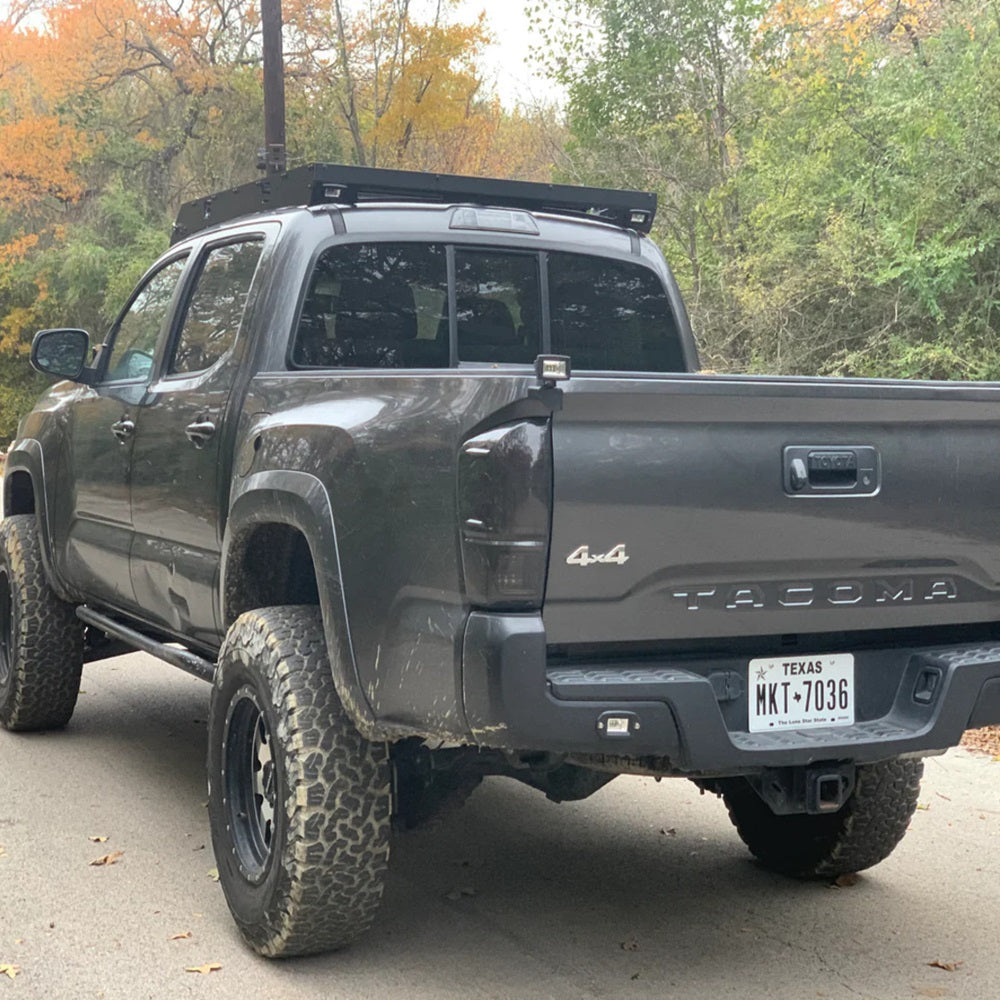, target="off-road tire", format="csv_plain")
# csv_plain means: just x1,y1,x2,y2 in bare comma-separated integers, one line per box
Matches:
718,757,923,877
0,514,84,731
207,606,391,958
